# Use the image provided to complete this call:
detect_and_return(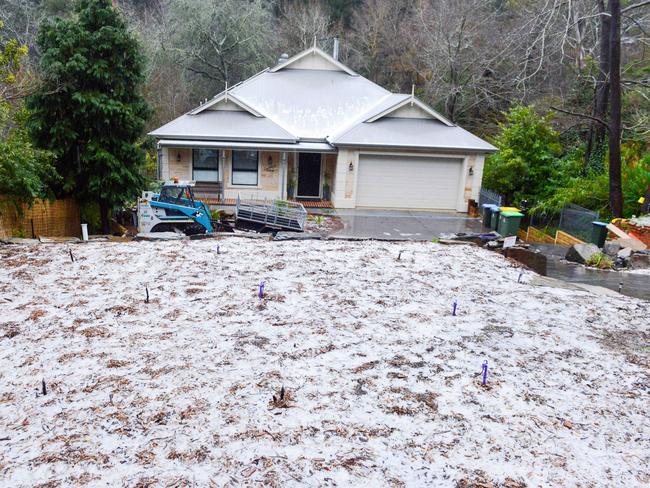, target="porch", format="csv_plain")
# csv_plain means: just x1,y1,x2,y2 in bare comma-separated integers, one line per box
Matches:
193,194,334,209
159,144,337,208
